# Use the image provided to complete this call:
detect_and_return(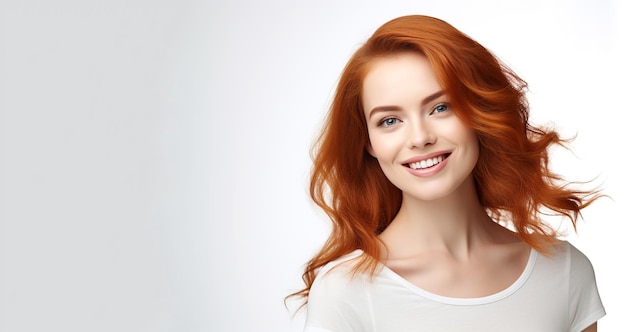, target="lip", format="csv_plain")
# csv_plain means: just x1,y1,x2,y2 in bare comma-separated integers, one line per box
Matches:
401,151,451,165
402,151,451,178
